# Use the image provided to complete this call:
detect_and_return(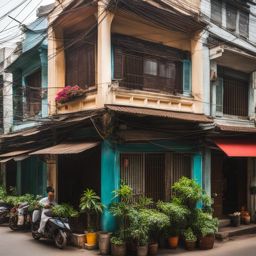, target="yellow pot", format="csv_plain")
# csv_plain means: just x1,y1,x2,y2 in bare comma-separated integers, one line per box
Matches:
86,232,97,246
